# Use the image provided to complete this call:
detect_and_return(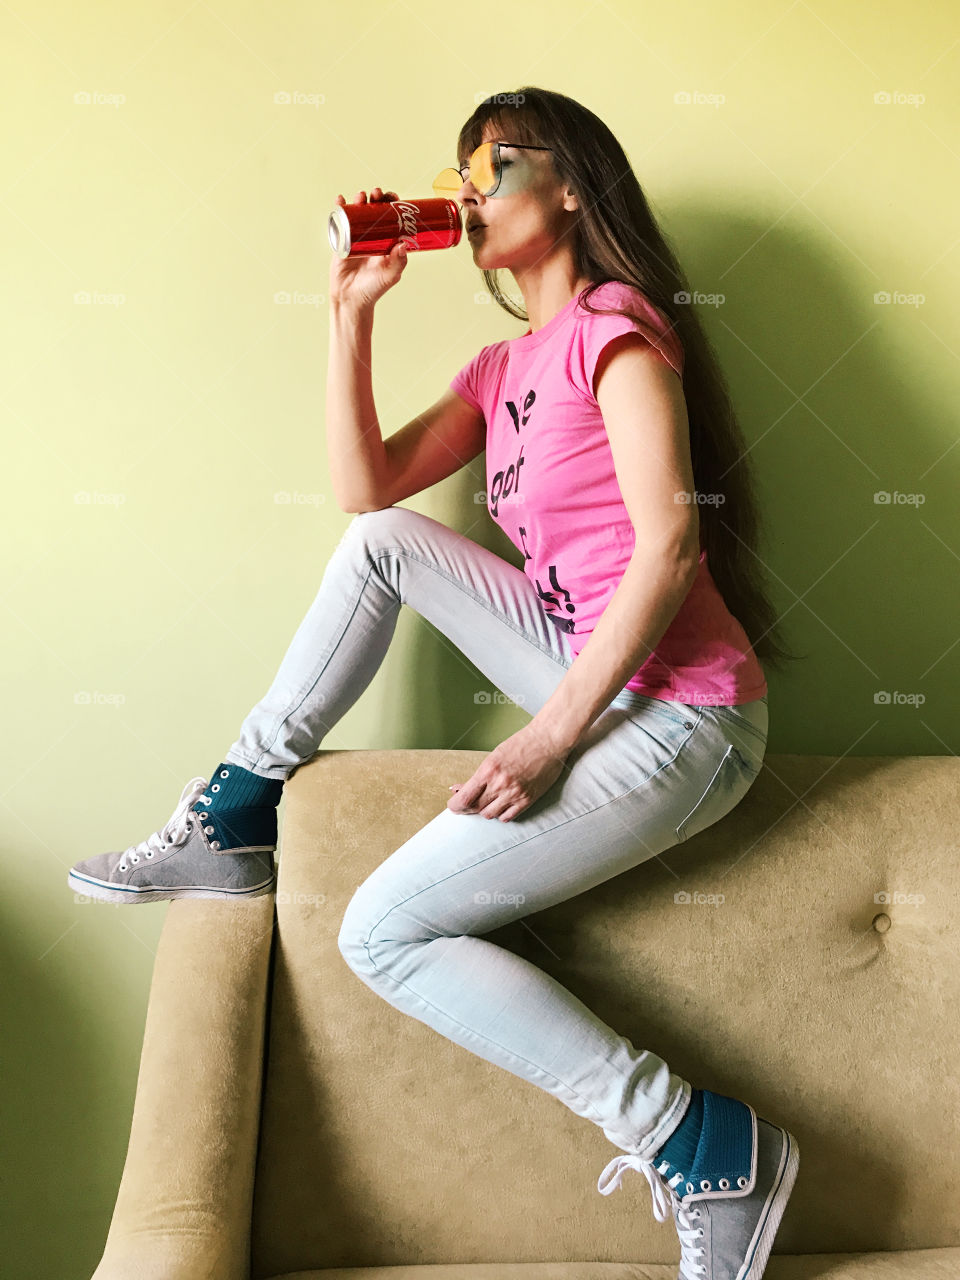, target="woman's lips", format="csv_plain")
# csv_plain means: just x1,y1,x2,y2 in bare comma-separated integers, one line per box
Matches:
468,225,485,236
